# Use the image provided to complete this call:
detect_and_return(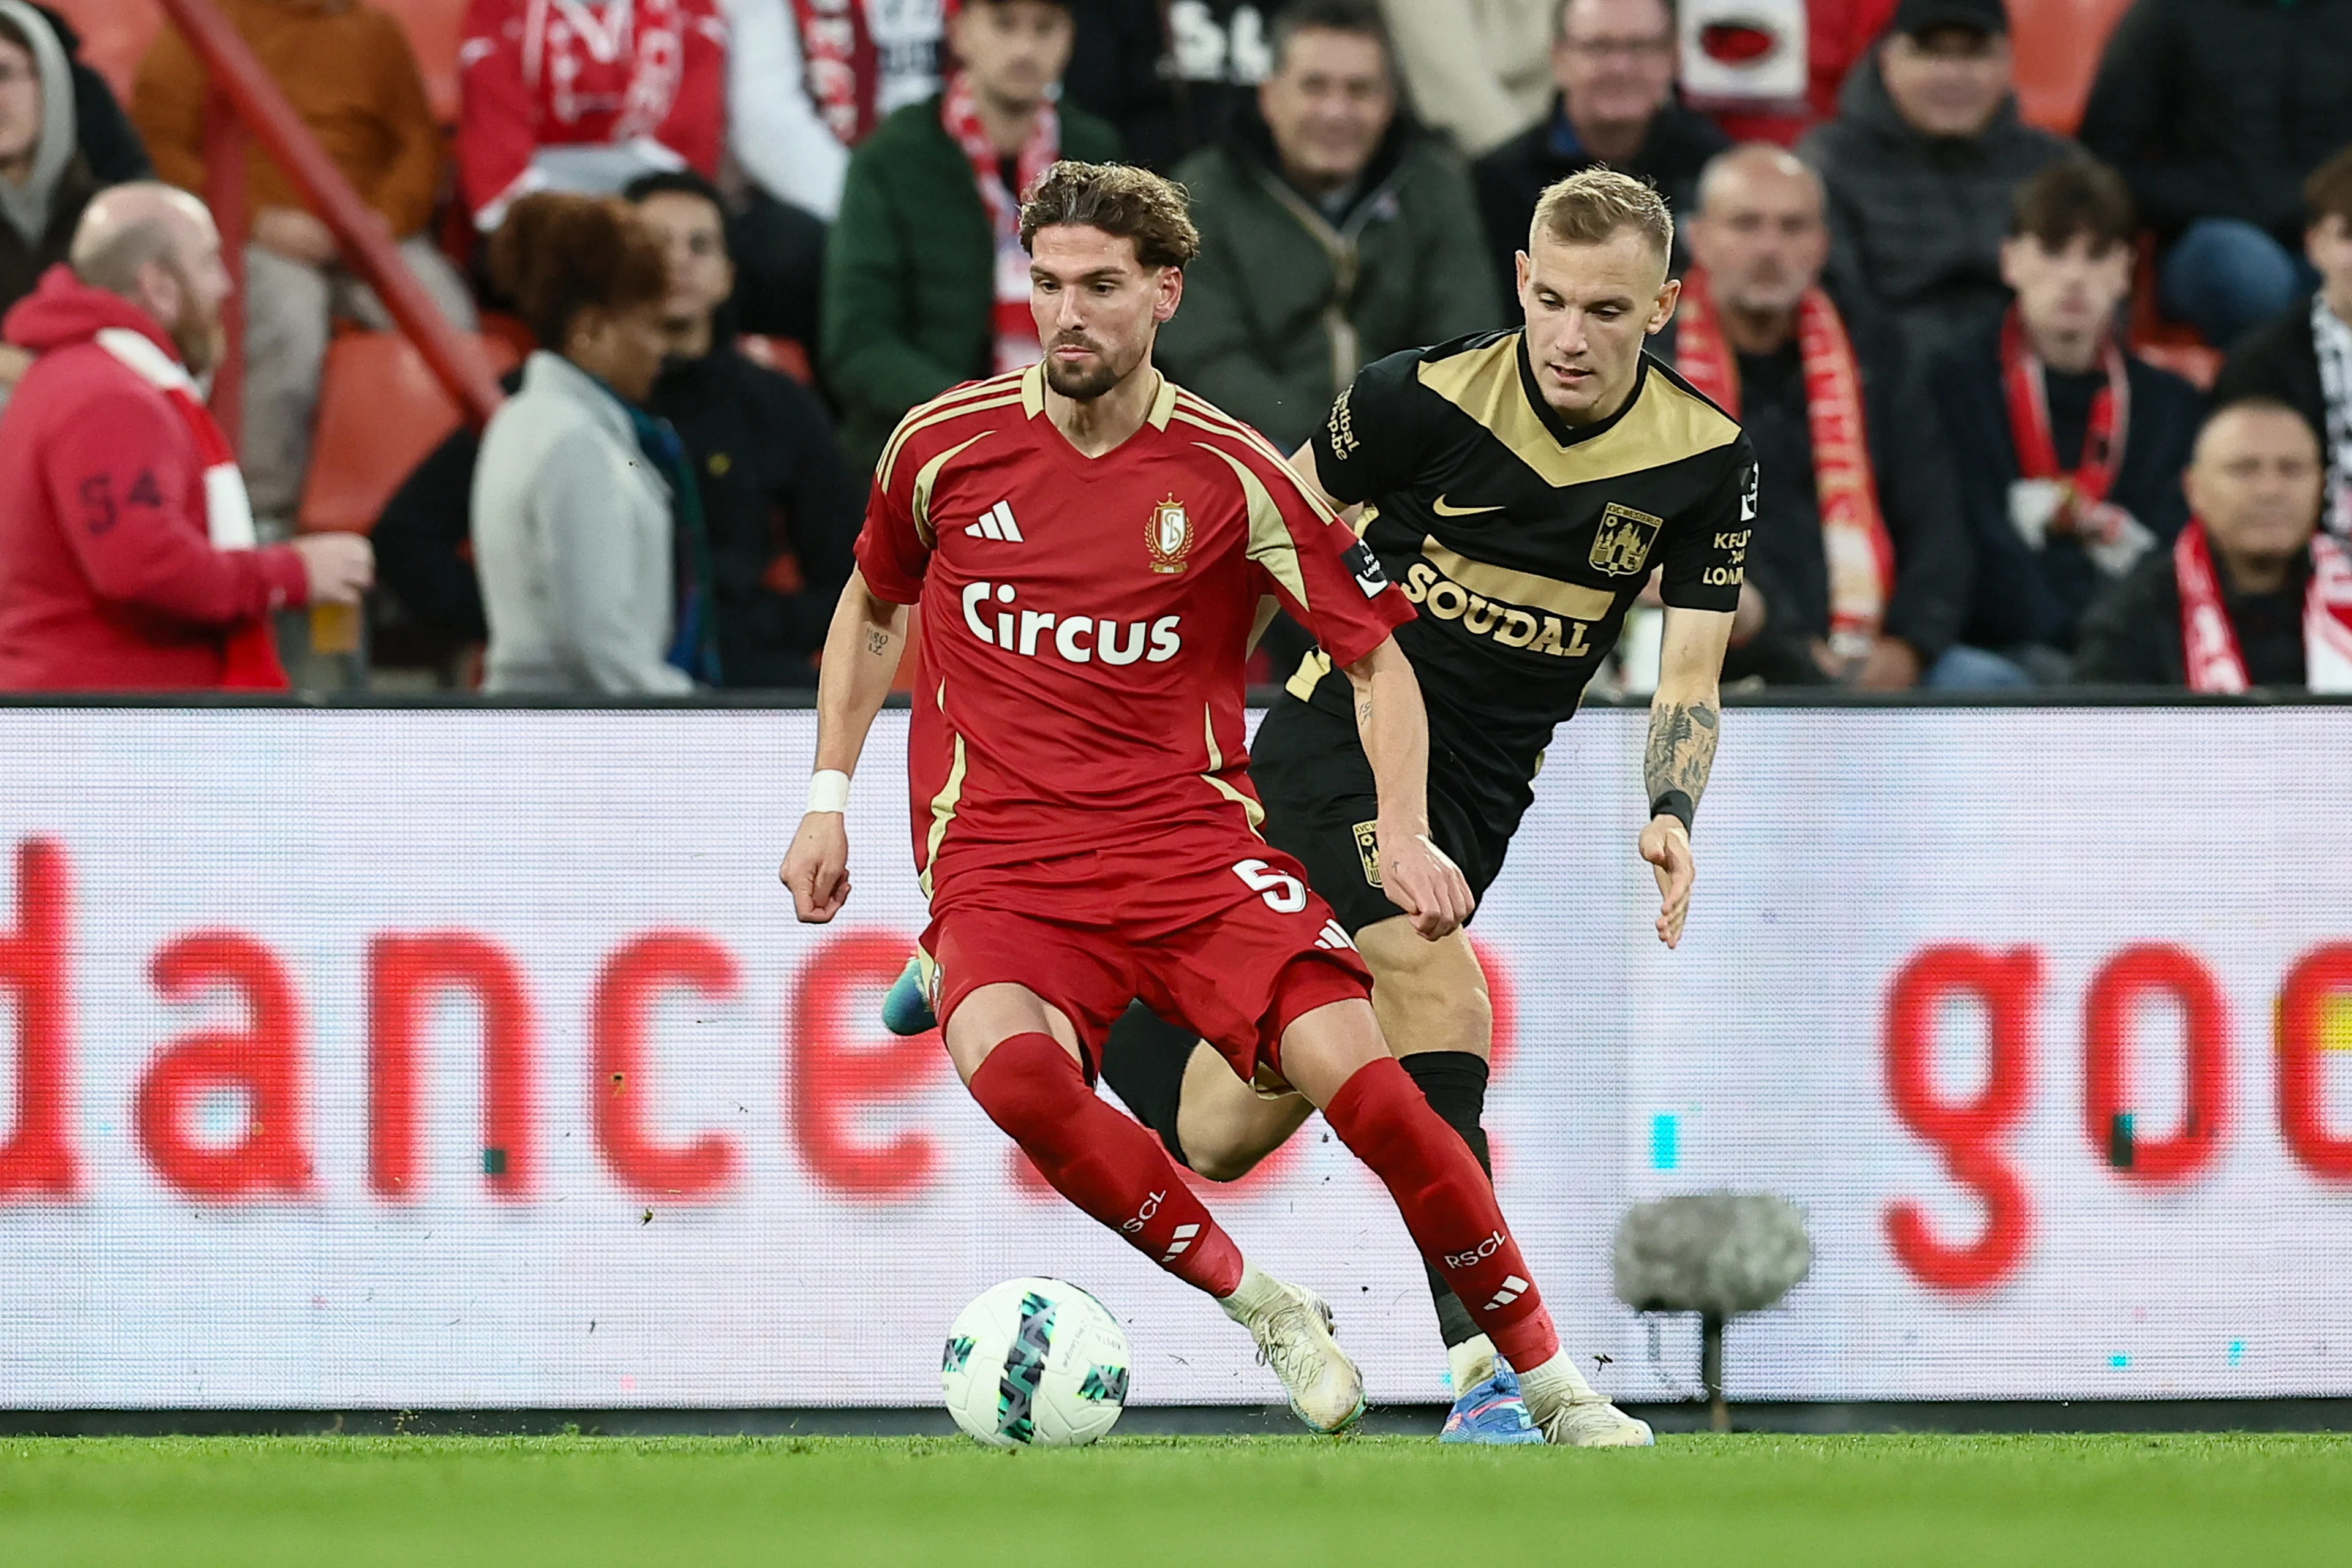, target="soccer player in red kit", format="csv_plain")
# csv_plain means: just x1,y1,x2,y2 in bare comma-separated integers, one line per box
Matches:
782,161,1627,1440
